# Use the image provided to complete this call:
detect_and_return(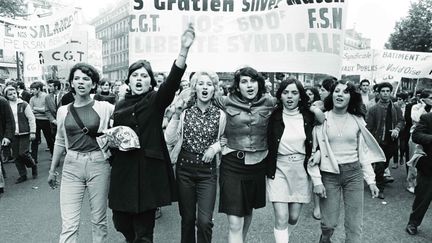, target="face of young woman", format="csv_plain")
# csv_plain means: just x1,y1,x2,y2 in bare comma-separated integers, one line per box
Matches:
71,70,95,97
195,75,215,104
6,89,18,102
239,75,258,101
332,83,350,110
306,89,315,103
129,67,152,95
319,87,329,101
281,83,300,110
101,82,110,93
